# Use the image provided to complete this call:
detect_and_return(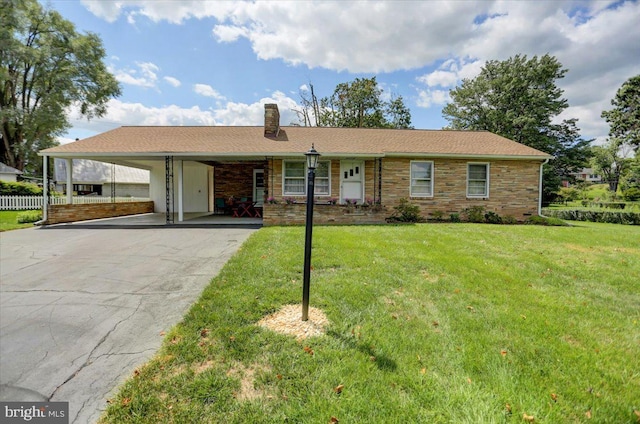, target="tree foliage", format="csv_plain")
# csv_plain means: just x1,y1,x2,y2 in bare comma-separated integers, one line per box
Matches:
601,74,640,152
590,141,629,193
0,0,121,175
442,54,591,199
295,77,412,129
